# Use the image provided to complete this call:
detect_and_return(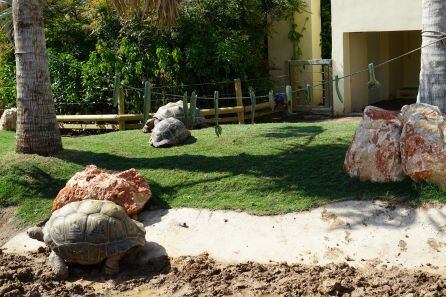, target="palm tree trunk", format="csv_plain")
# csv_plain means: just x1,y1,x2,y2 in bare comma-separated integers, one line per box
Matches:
417,0,446,112
12,0,62,154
